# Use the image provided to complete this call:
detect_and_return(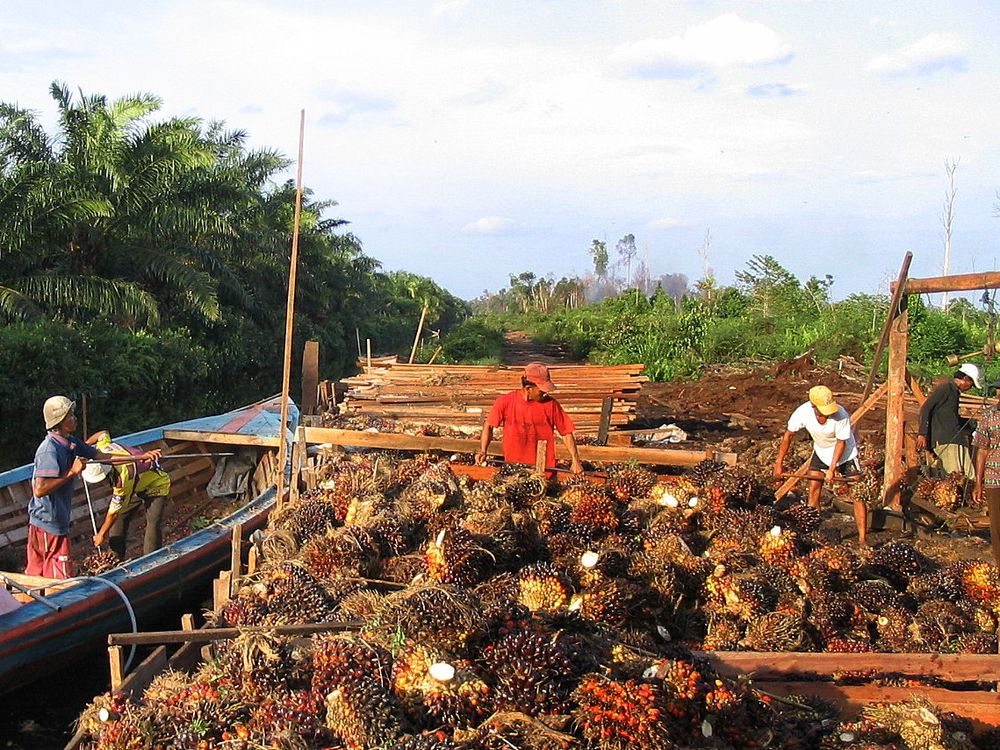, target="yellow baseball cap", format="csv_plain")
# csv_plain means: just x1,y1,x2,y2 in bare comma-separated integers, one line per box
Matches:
808,385,840,416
